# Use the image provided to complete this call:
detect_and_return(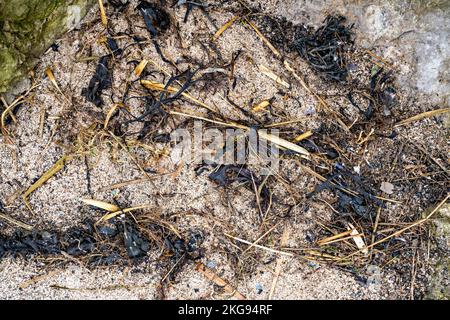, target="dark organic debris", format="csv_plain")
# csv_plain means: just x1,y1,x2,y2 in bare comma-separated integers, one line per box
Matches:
348,68,397,119
50,43,60,52
163,231,204,281
64,223,97,256
370,69,397,116
108,0,130,12
136,1,171,37
173,0,209,24
123,68,201,140
295,138,339,160
97,224,119,237
294,15,353,82
2,102,23,126
0,230,60,257
309,164,383,219
164,231,203,259
209,164,254,187
123,221,150,258
138,96,168,140
0,219,147,263
81,55,112,107
208,164,271,216
0,213,206,273
252,15,296,54
107,37,123,57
